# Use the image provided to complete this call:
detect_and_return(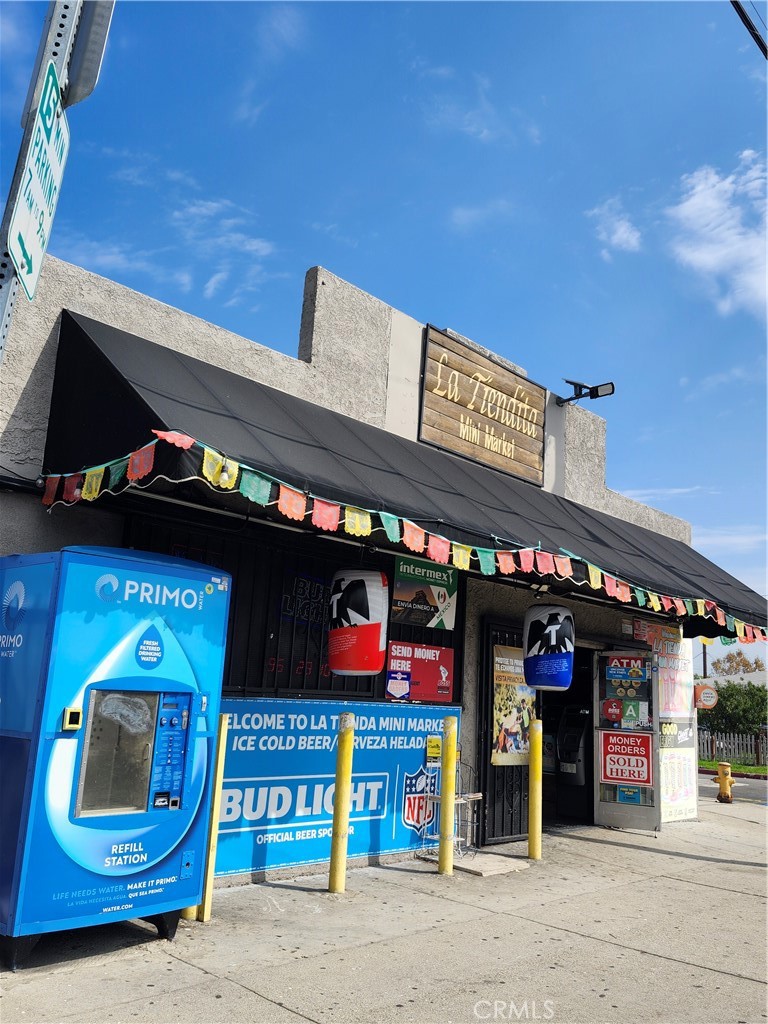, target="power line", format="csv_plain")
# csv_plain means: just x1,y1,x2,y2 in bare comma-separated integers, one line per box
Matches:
748,1,767,32
730,1,768,58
